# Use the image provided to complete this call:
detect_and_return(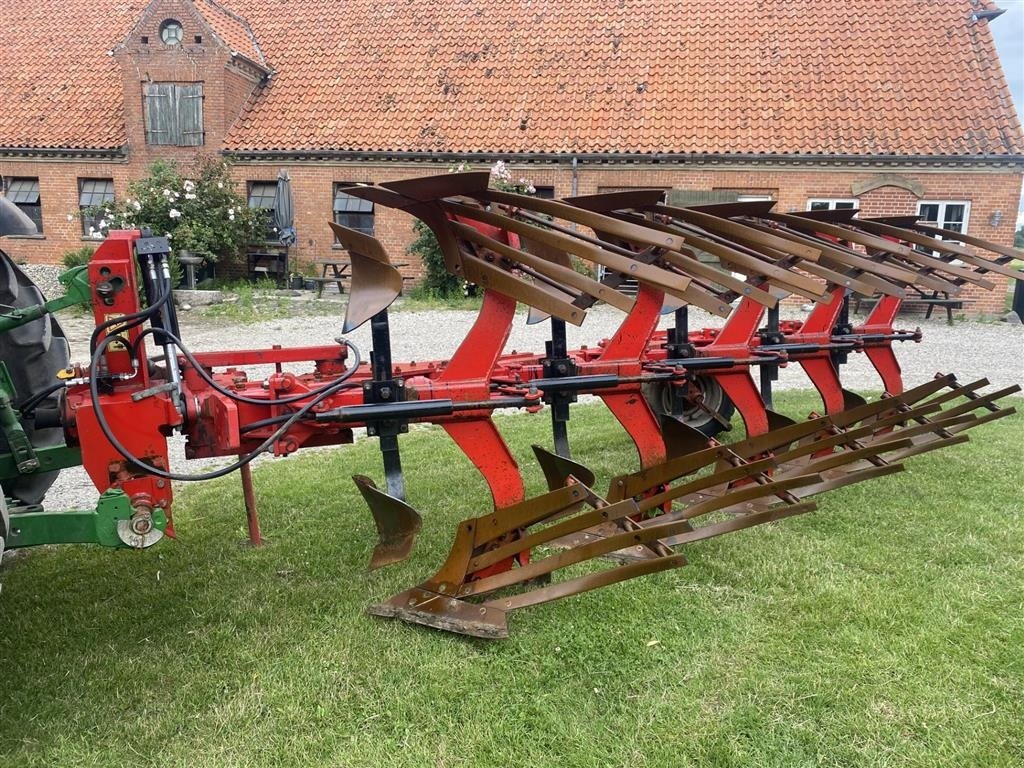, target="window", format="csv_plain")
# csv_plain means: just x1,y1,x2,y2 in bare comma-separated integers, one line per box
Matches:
78,178,114,237
916,201,970,234
159,19,183,45
533,185,556,199
247,181,278,240
5,178,42,233
737,193,774,202
808,199,858,211
333,184,374,236
143,83,203,146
